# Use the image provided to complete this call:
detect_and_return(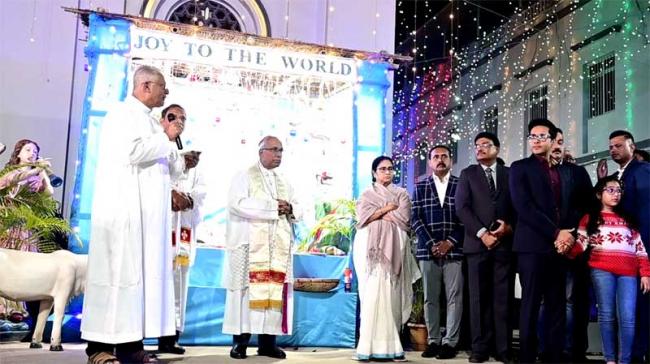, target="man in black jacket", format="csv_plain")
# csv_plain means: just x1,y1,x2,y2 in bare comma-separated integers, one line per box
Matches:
509,119,576,363
540,128,594,362
456,132,515,363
